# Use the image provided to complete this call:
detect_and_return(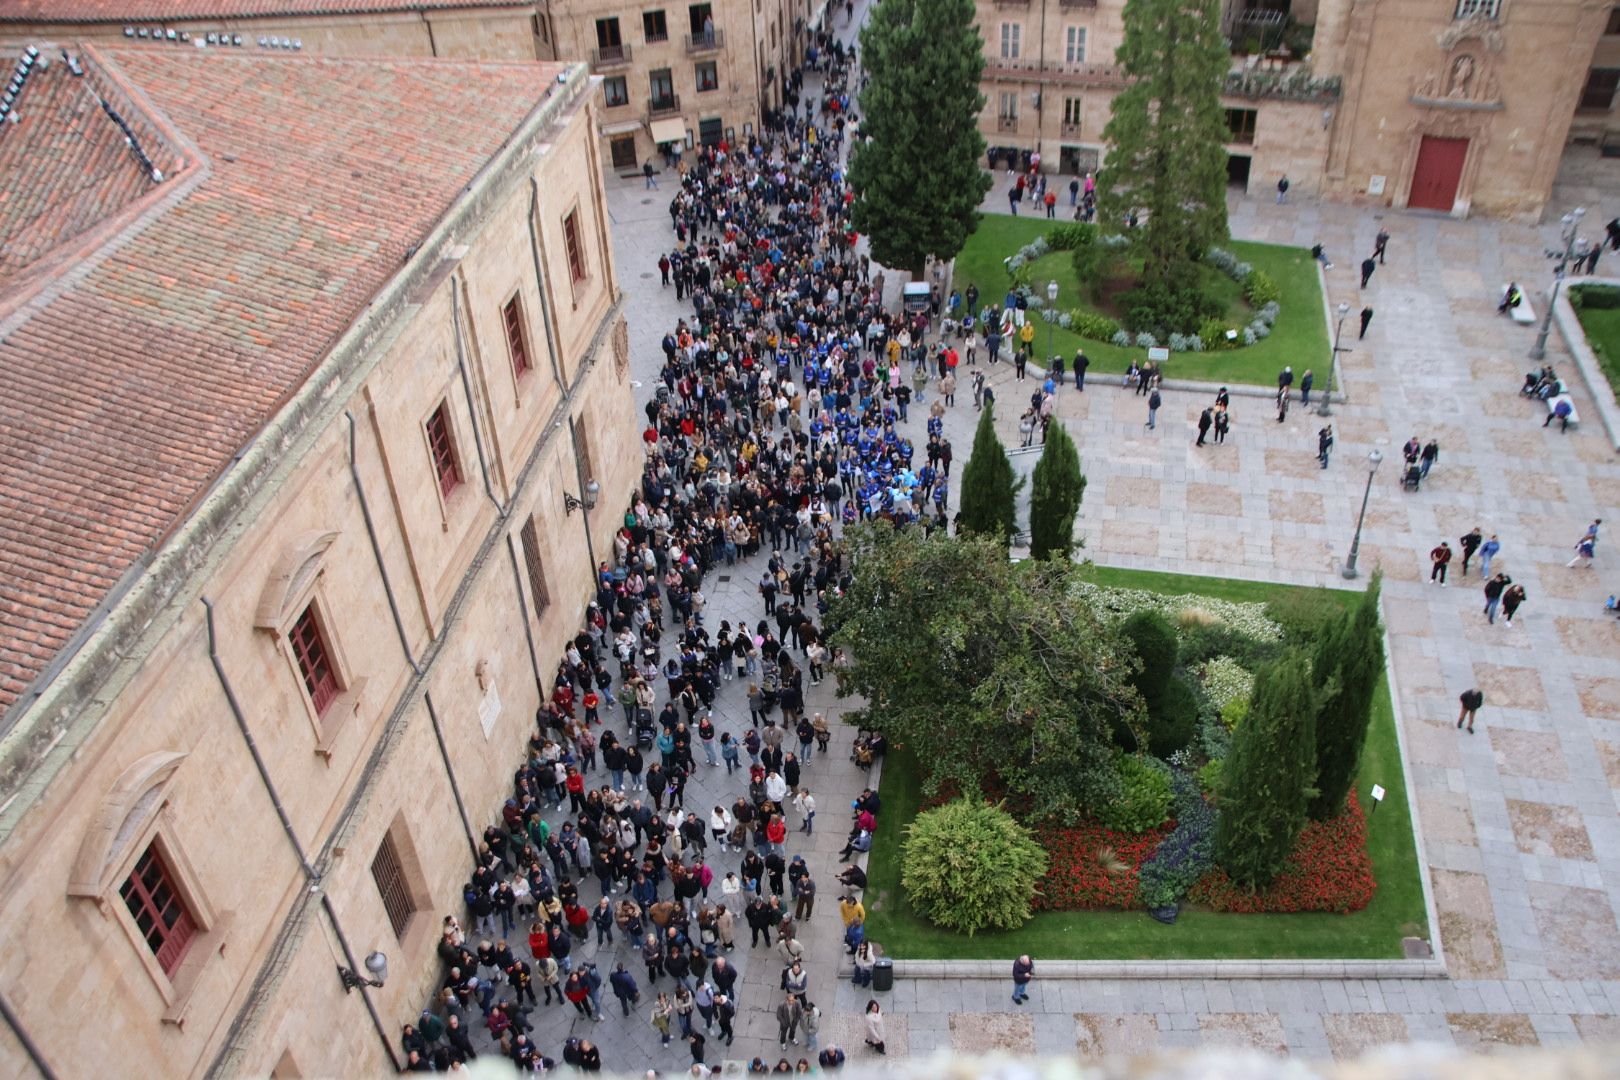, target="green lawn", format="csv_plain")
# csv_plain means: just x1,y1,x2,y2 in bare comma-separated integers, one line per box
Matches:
951,215,1328,388
1570,293,1620,394
862,566,1428,960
